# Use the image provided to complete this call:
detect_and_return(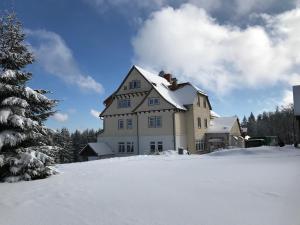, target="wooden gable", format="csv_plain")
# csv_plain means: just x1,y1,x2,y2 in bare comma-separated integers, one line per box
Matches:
133,88,175,112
